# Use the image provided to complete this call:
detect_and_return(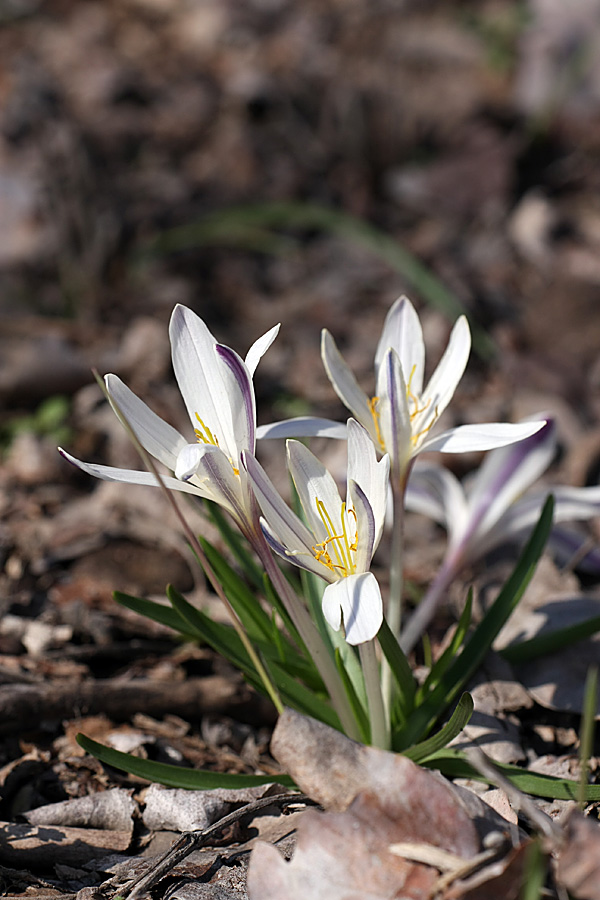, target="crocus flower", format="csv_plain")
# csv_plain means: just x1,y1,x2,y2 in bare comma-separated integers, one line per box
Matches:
258,296,545,482
60,304,279,532
243,419,389,645
400,416,600,651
